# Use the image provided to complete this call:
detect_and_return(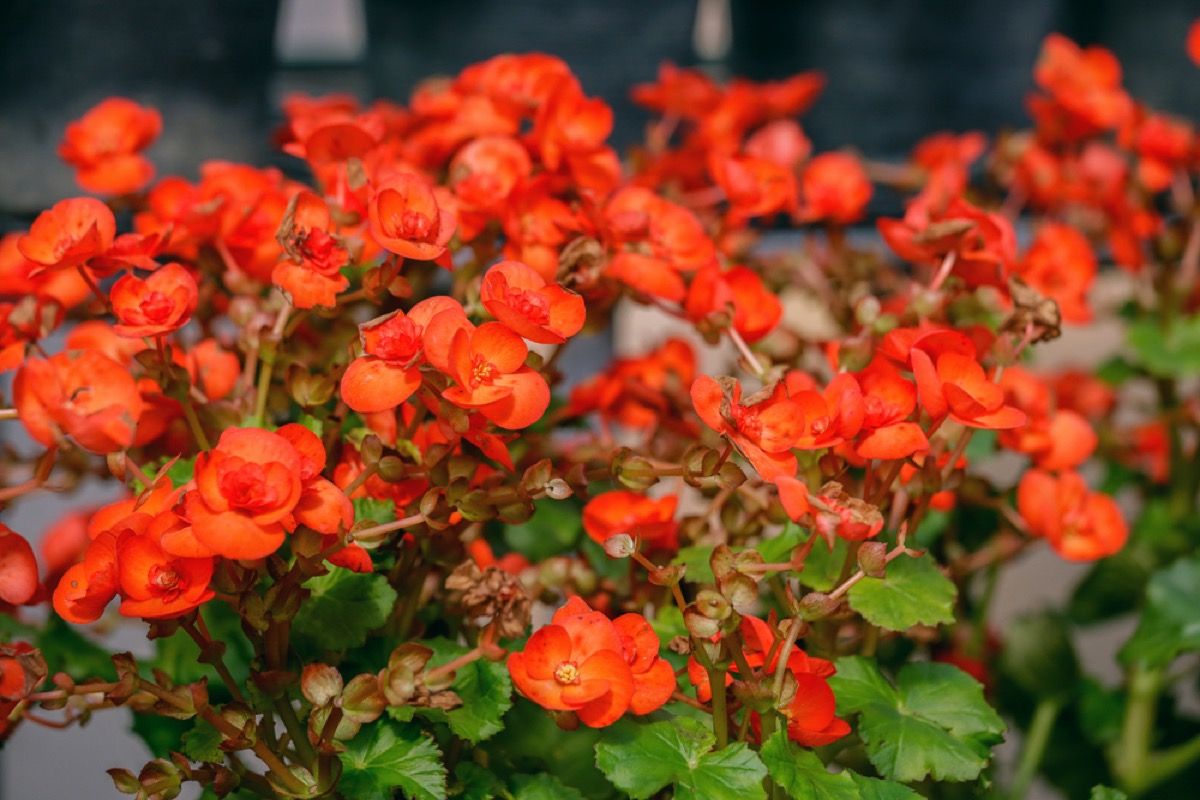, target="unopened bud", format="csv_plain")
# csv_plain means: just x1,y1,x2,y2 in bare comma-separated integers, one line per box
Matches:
798,592,839,621
544,478,573,500
858,541,888,578
603,534,636,559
